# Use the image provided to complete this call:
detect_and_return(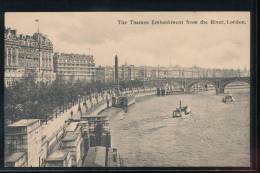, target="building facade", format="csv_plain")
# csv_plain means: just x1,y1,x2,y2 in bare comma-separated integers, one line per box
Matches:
96,66,114,83
5,152,27,167
53,53,95,82
4,27,56,87
95,66,106,82
5,119,42,167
